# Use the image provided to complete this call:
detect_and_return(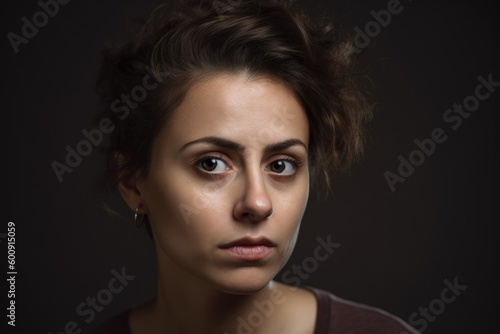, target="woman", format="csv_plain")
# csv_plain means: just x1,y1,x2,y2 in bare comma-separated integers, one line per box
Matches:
92,0,418,333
